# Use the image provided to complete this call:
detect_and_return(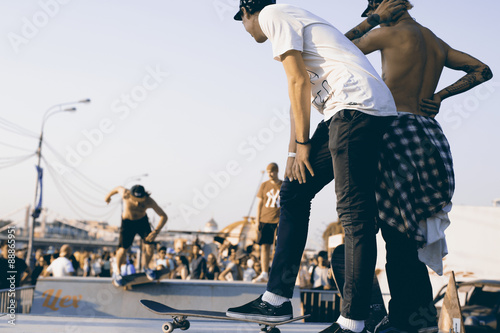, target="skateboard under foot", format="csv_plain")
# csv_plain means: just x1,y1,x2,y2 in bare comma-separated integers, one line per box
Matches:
140,299,310,333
